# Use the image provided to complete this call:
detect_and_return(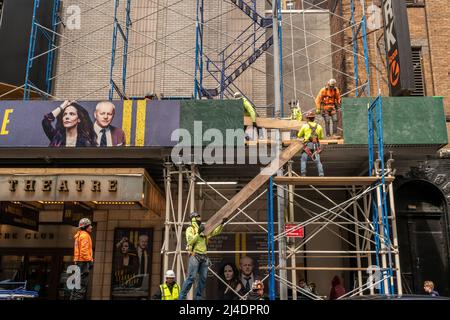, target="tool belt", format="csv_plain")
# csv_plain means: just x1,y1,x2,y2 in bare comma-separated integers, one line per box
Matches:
322,104,337,114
